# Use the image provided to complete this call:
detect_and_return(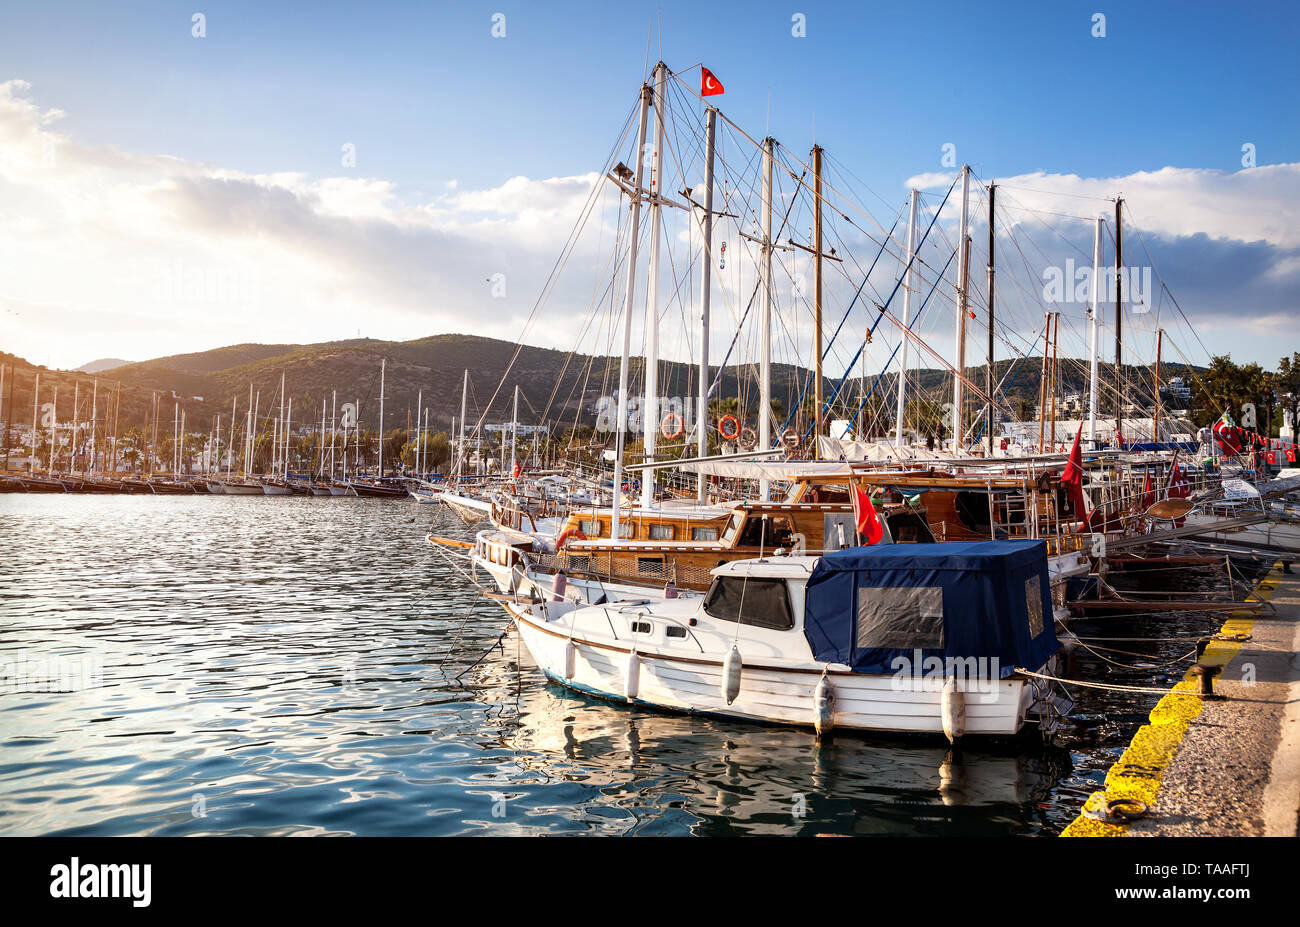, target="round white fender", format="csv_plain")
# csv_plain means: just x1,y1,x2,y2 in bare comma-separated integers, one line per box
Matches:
941,676,966,744
625,648,640,700
722,644,742,705
814,672,835,737
563,638,577,680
